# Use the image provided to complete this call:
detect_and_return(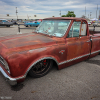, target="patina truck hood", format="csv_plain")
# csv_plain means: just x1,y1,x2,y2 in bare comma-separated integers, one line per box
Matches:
0,33,56,56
